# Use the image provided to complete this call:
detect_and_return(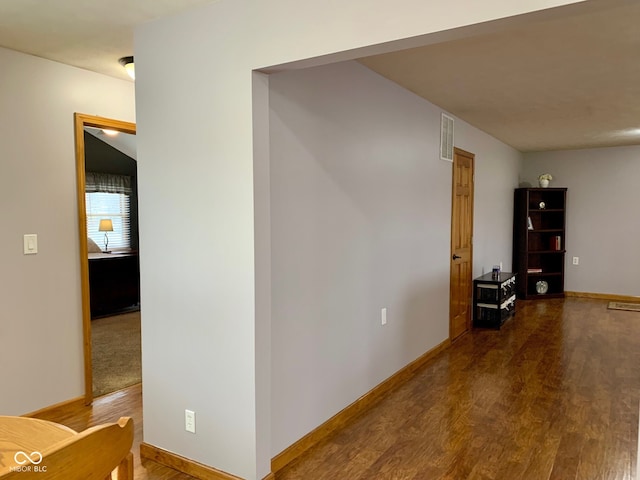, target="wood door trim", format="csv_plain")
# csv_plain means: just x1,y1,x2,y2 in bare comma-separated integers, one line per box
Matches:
449,147,475,341
452,147,474,158
74,113,136,405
